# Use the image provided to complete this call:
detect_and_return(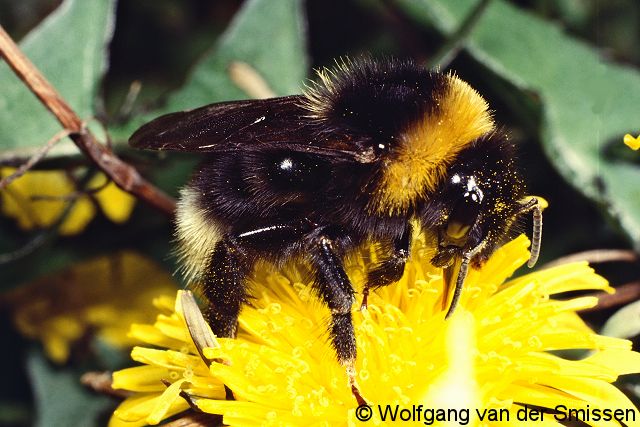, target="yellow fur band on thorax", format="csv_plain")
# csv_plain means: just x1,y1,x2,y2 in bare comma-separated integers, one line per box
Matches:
373,73,495,215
